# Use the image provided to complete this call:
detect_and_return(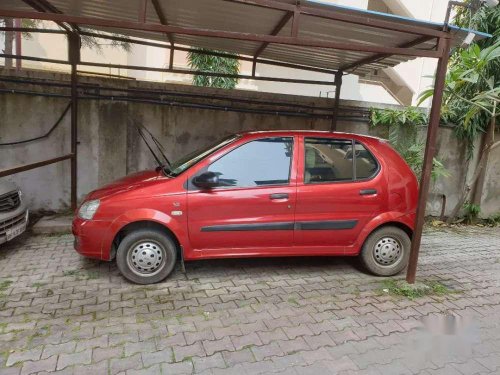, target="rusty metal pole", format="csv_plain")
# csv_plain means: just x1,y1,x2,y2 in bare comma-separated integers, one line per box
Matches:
330,71,343,132
68,32,81,211
406,37,451,284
